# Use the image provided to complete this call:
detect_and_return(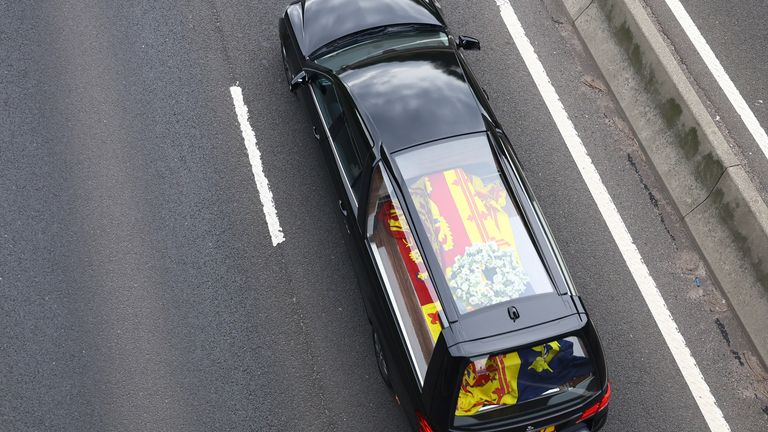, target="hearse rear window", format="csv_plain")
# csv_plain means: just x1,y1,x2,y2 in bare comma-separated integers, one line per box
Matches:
395,135,554,314
454,336,598,425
